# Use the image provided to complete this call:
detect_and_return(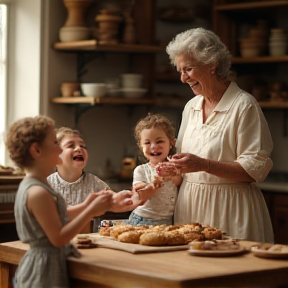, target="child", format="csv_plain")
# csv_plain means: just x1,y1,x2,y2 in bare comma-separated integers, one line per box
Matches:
47,127,134,231
128,113,182,226
5,115,132,288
